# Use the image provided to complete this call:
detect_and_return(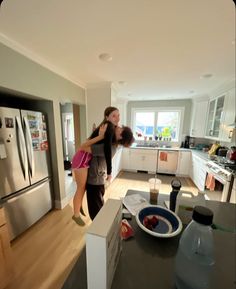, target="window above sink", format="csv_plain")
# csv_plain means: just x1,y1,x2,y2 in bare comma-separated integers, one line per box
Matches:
131,107,184,143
